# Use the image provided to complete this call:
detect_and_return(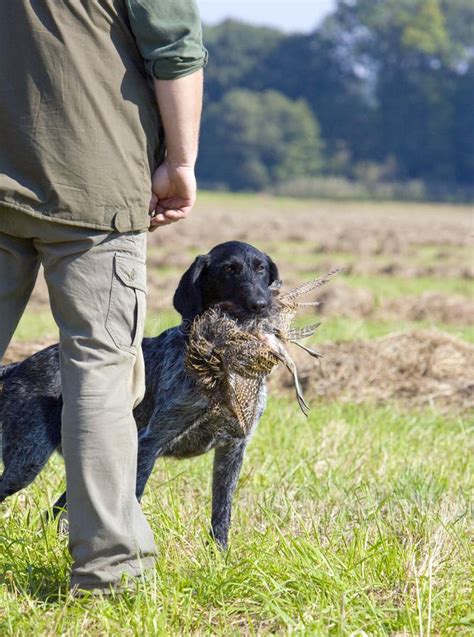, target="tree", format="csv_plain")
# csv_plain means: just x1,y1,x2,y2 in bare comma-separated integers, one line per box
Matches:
239,29,377,164
202,20,284,102
200,3,474,191
452,66,474,184
328,0,474,182
198,90,323,191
